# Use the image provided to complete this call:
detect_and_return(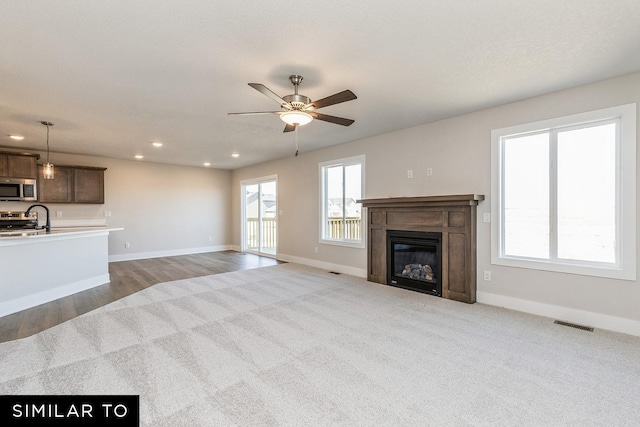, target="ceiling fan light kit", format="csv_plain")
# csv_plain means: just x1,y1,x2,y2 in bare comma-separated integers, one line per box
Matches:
280,110,313,126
